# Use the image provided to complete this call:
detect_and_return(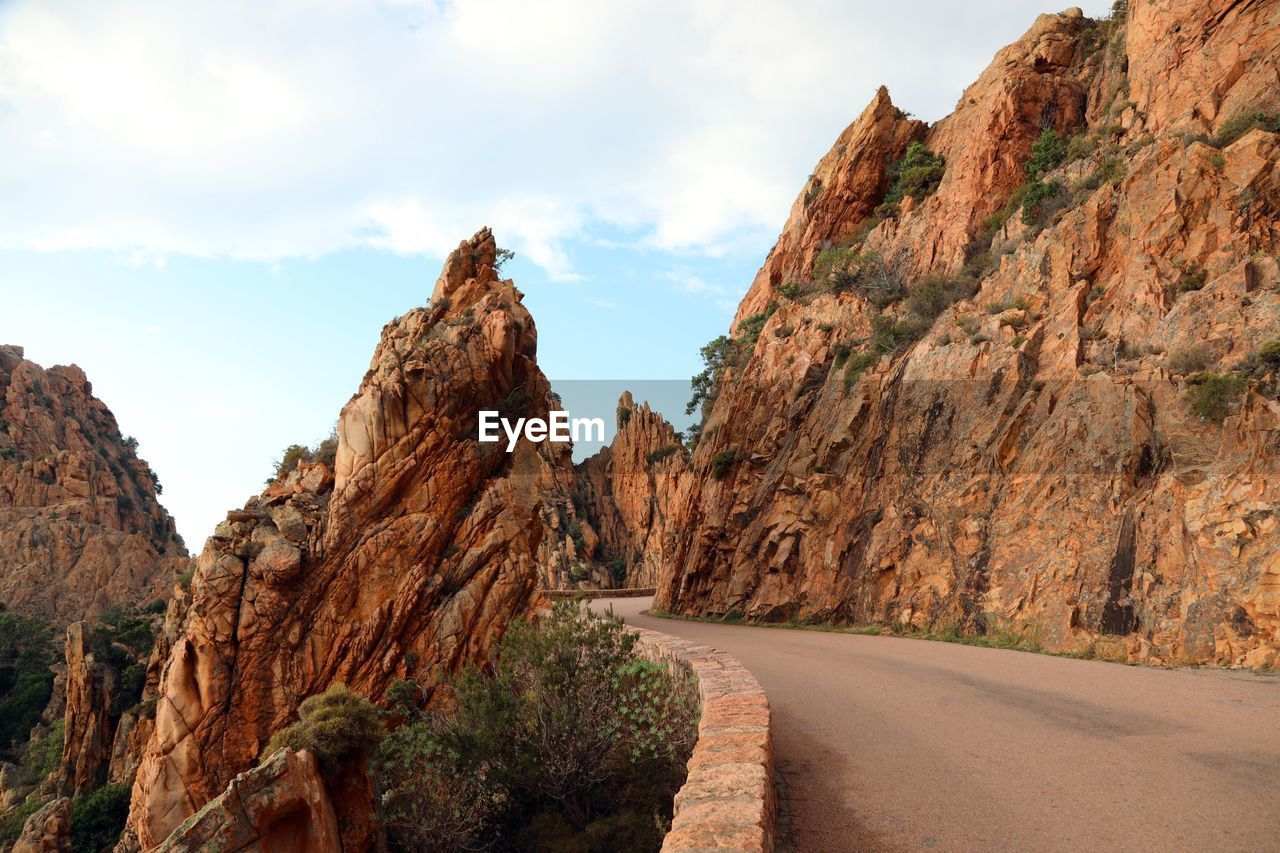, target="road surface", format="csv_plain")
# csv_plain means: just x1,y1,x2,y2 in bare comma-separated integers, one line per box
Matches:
592,597,1280,852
